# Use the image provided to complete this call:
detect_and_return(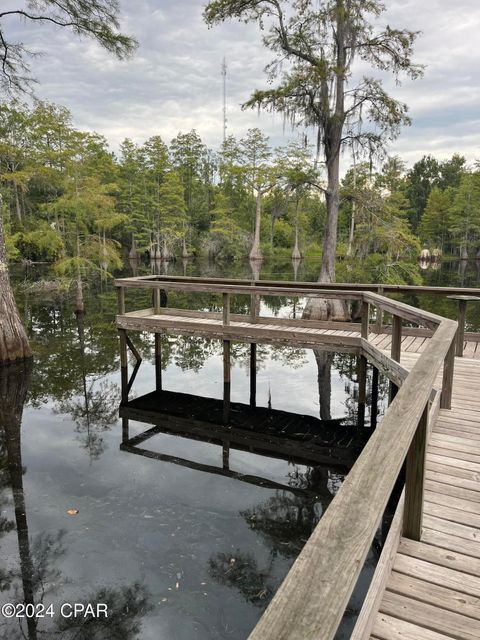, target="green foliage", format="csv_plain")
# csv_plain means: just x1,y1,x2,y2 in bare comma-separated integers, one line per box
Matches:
209,193,246,261
418,187,453,248
449,172,480,256
158,170,187,248
4,225,20,261
273,219,293,248
13,222,64,261
344,253,422,286
0,98,477,273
